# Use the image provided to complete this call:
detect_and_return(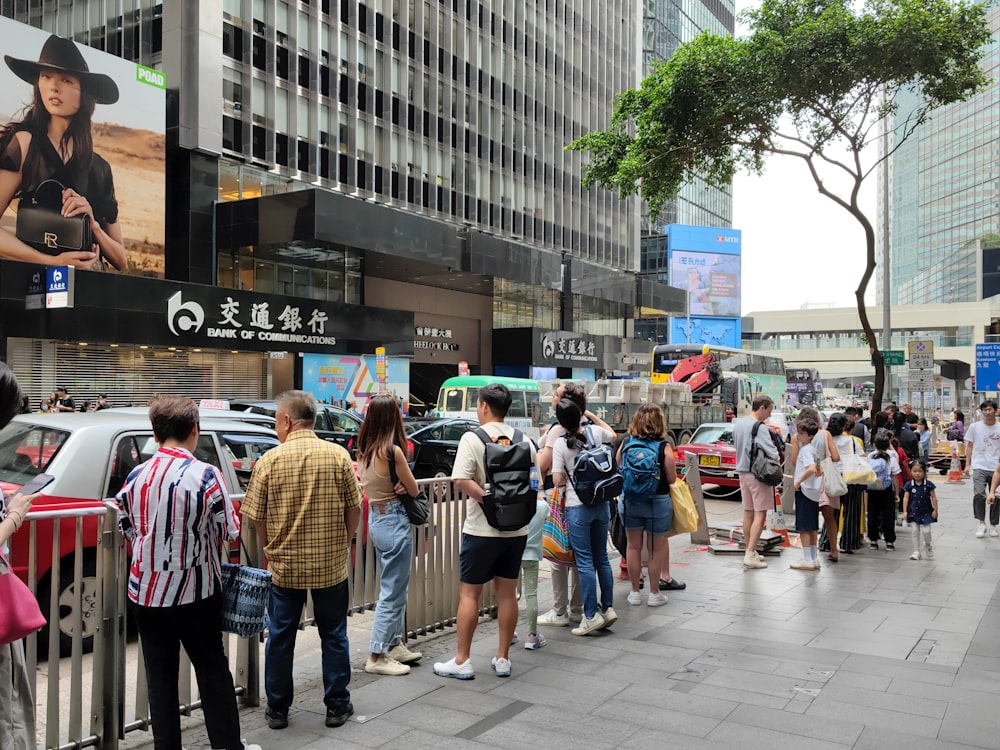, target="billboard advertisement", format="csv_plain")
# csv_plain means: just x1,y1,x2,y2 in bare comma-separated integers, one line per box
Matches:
0,19,165,276
666,224,742,318
669,316,742,349
303,353,410,414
